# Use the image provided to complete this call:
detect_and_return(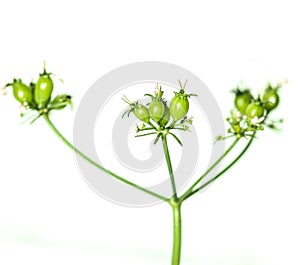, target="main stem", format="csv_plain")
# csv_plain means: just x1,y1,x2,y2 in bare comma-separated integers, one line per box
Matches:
162,134,177,199
170,200,182,265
